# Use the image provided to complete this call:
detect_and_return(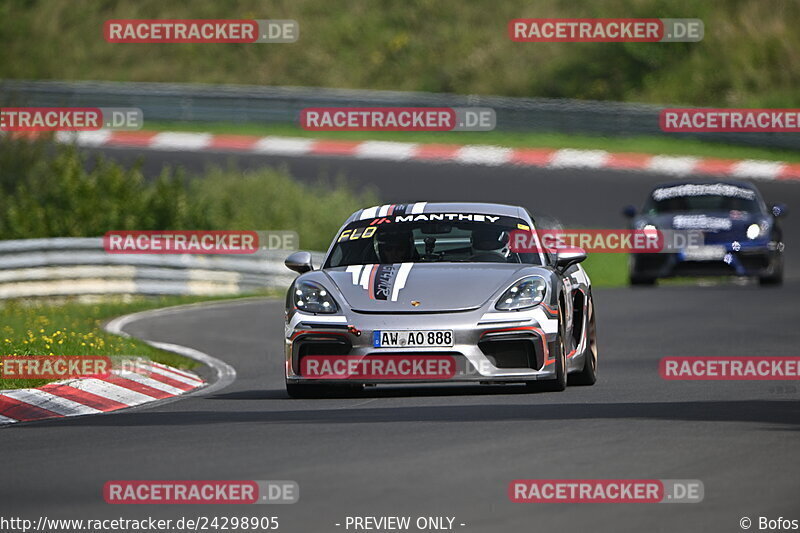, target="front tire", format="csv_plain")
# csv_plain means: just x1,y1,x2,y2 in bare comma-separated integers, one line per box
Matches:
569,296,598,386
629,275,656,286
759,257,784,286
